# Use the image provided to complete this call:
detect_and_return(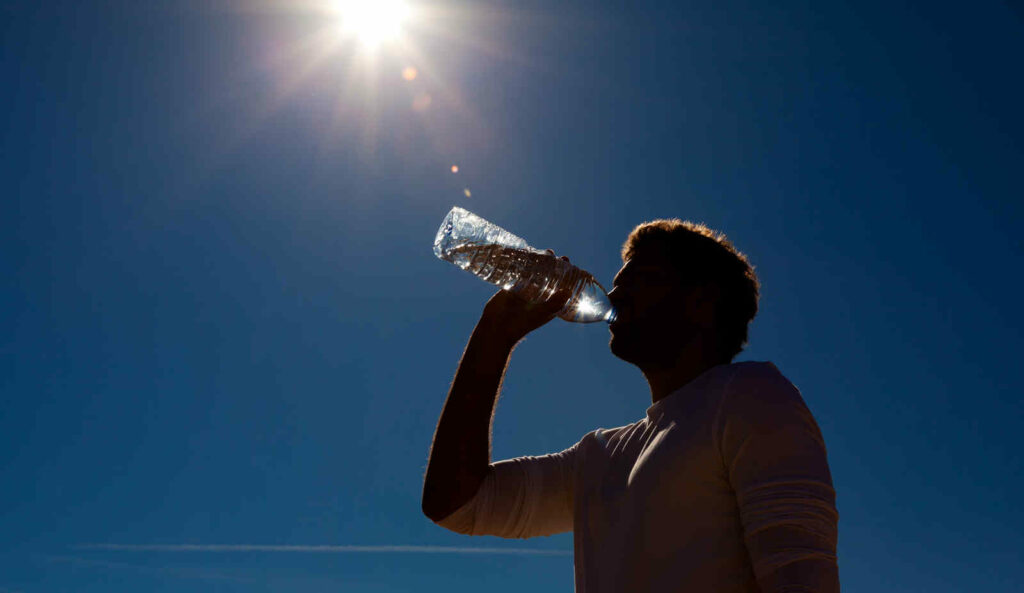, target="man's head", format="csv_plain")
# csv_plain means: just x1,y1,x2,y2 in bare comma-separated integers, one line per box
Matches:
608,220,759,369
